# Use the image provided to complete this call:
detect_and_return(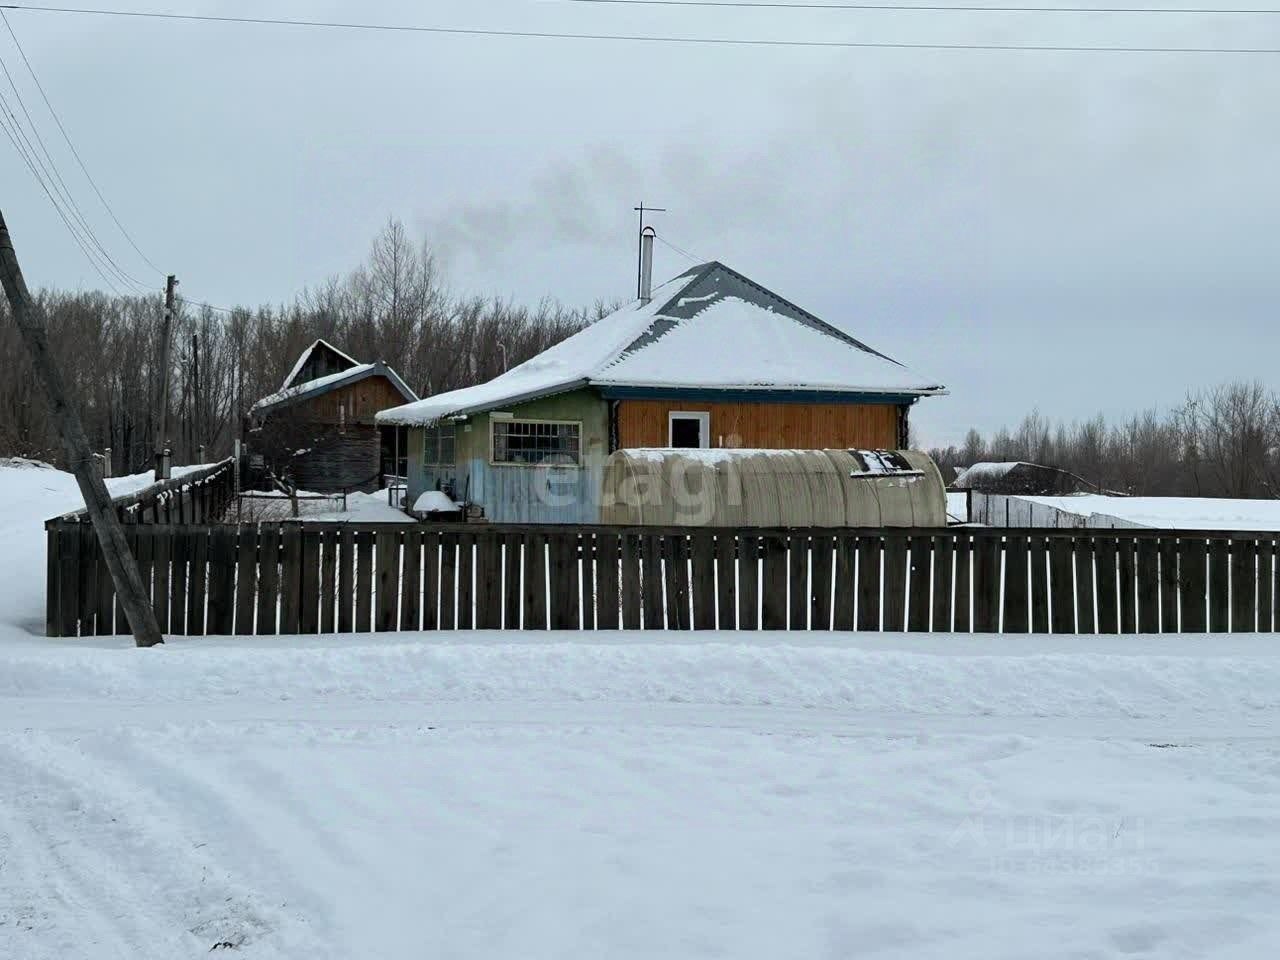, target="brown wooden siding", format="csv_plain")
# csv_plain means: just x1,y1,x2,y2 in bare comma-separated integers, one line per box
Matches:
616,400,900,450
291,376,406,425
